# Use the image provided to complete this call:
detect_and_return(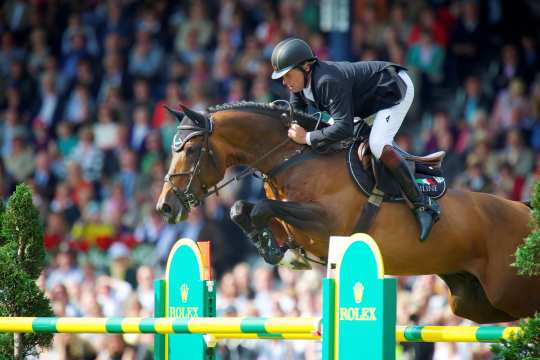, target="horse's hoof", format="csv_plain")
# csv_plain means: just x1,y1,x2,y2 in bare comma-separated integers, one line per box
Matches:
279,249,312,270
